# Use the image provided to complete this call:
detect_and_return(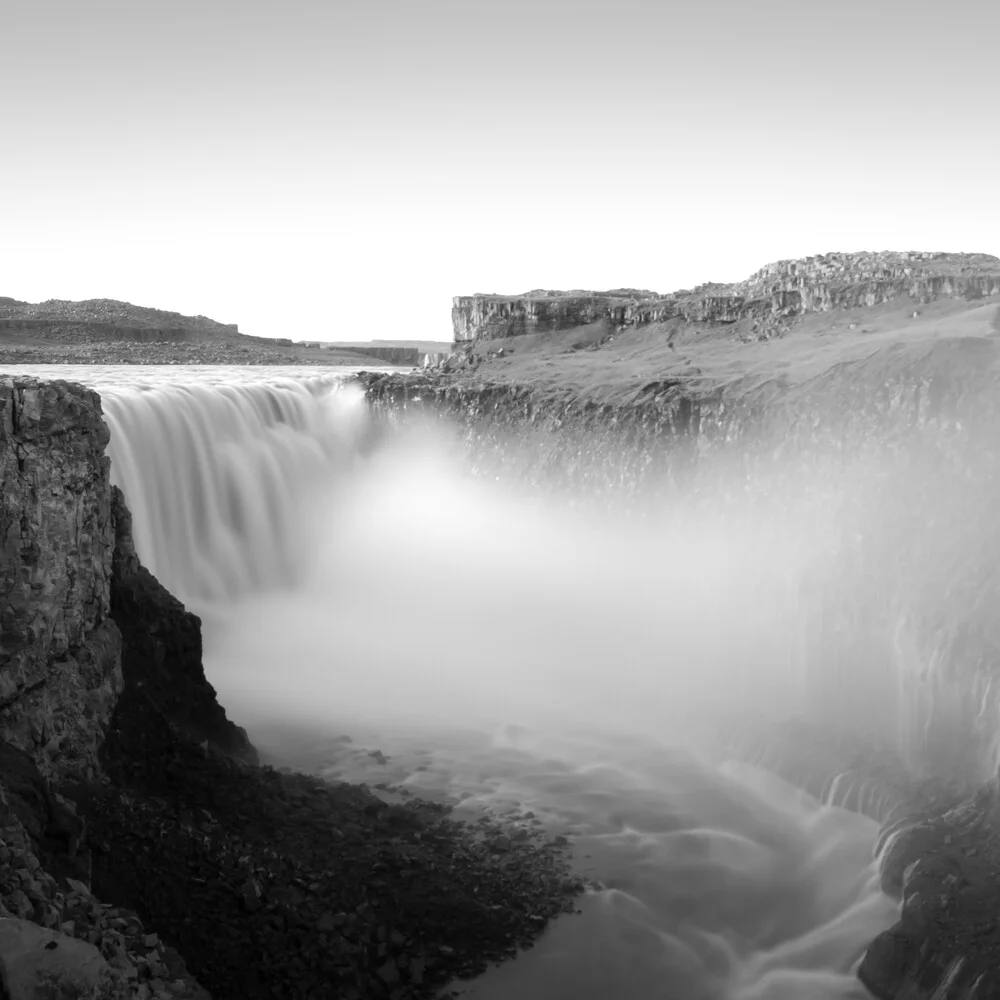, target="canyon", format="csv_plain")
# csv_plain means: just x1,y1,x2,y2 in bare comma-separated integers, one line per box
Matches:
4,250,1000,998
363,250,1000,1000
